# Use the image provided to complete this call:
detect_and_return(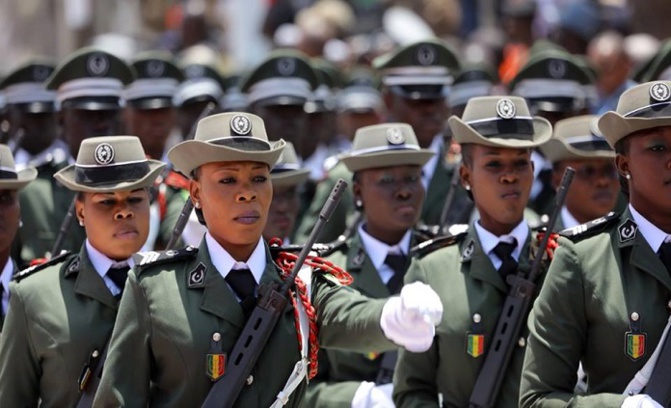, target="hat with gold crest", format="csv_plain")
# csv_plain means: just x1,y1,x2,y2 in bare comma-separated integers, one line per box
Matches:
168,112,286,176
541,115,614,163
598,81,671,147
54,136,165,193
339,123,434,172
0,144,37,190
448,96,552,147
270,141,310,186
